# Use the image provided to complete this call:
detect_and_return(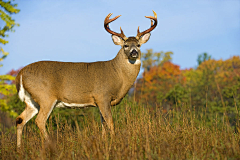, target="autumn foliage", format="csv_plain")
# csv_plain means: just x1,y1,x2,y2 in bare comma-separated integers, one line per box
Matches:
135,54,240,123
136,62,186,106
